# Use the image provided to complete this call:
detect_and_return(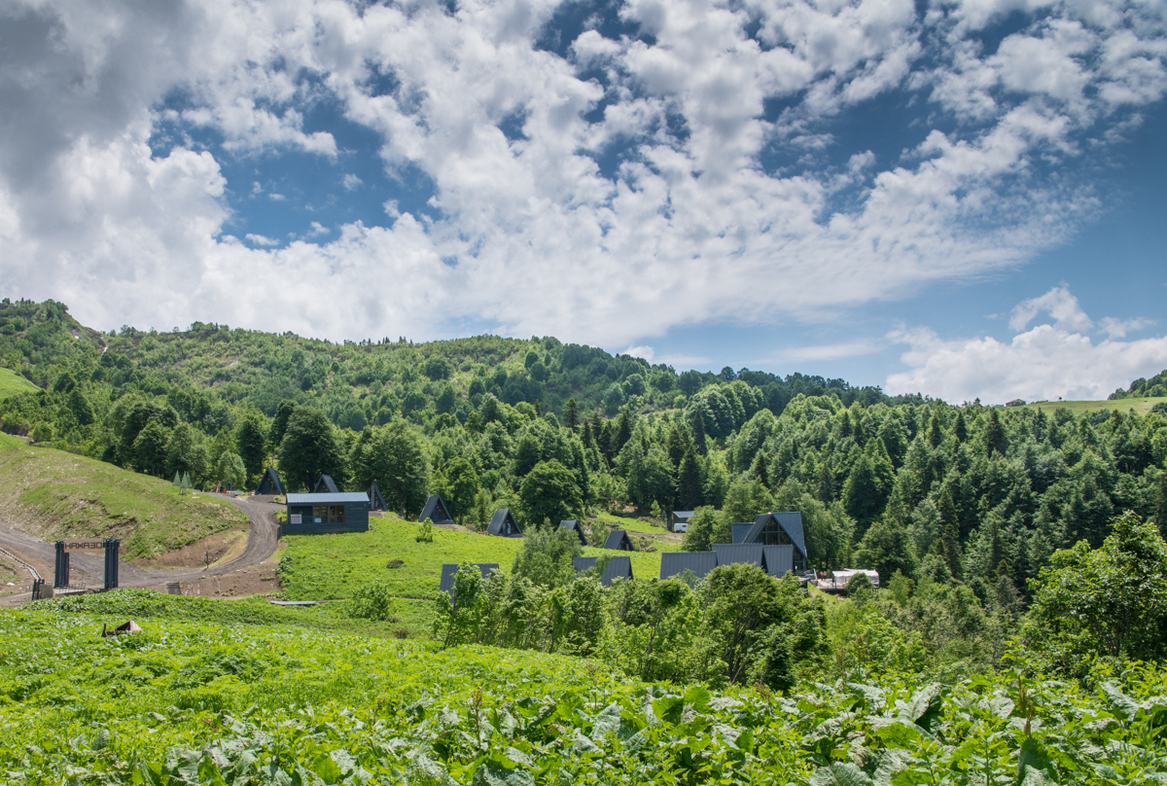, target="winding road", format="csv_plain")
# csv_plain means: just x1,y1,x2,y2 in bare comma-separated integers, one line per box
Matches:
0,494,281,605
